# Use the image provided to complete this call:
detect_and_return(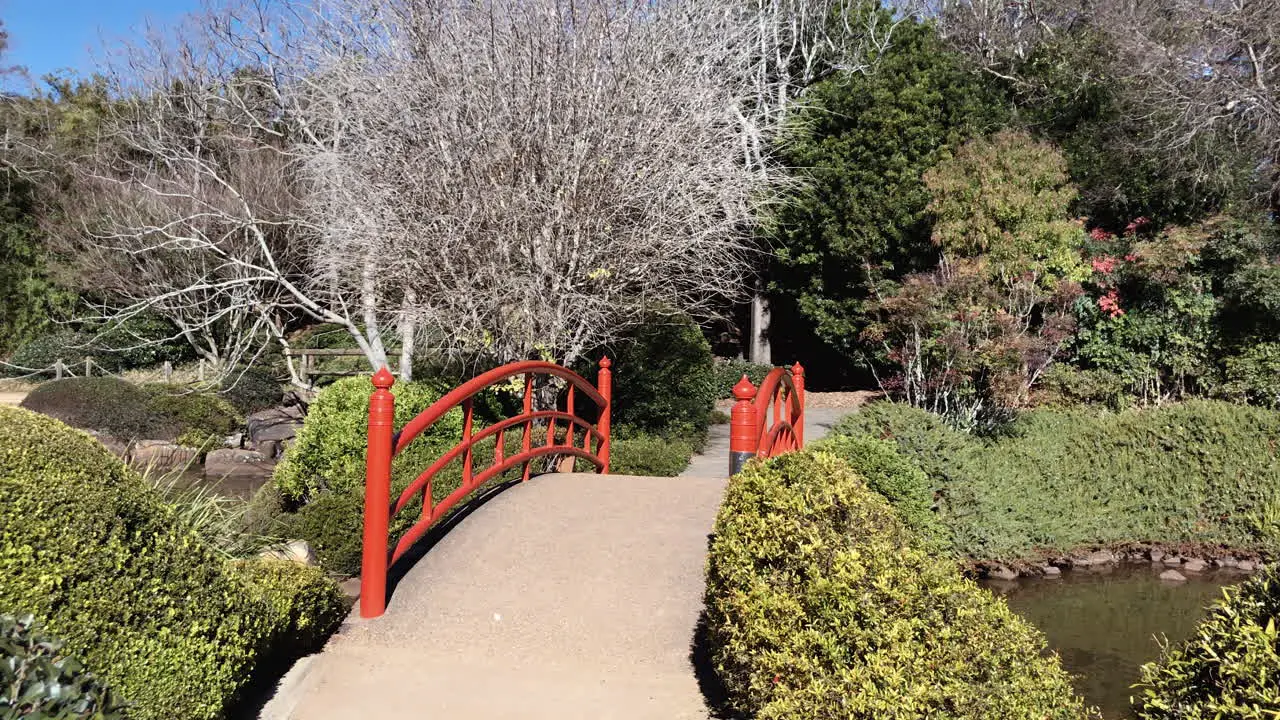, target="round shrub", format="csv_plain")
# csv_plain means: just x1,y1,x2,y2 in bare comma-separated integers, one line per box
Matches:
20,377,173,439
276,492,366,575
592,312,716,441
142,385,243,447
814,434,949,549
705,450,1091,719
608,427,695,477
233,559,348,662
273,375,464,501
90,314,196,370
0,613,128,719
0,406,270,720
1134,564,1280,718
